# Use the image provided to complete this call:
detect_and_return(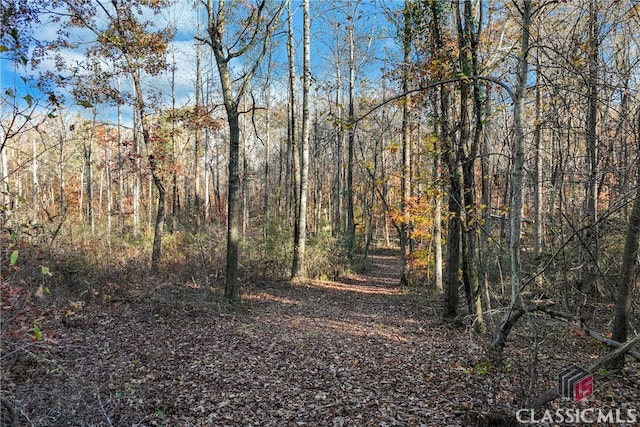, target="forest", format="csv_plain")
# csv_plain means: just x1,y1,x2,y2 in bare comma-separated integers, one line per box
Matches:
1,0,640,425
